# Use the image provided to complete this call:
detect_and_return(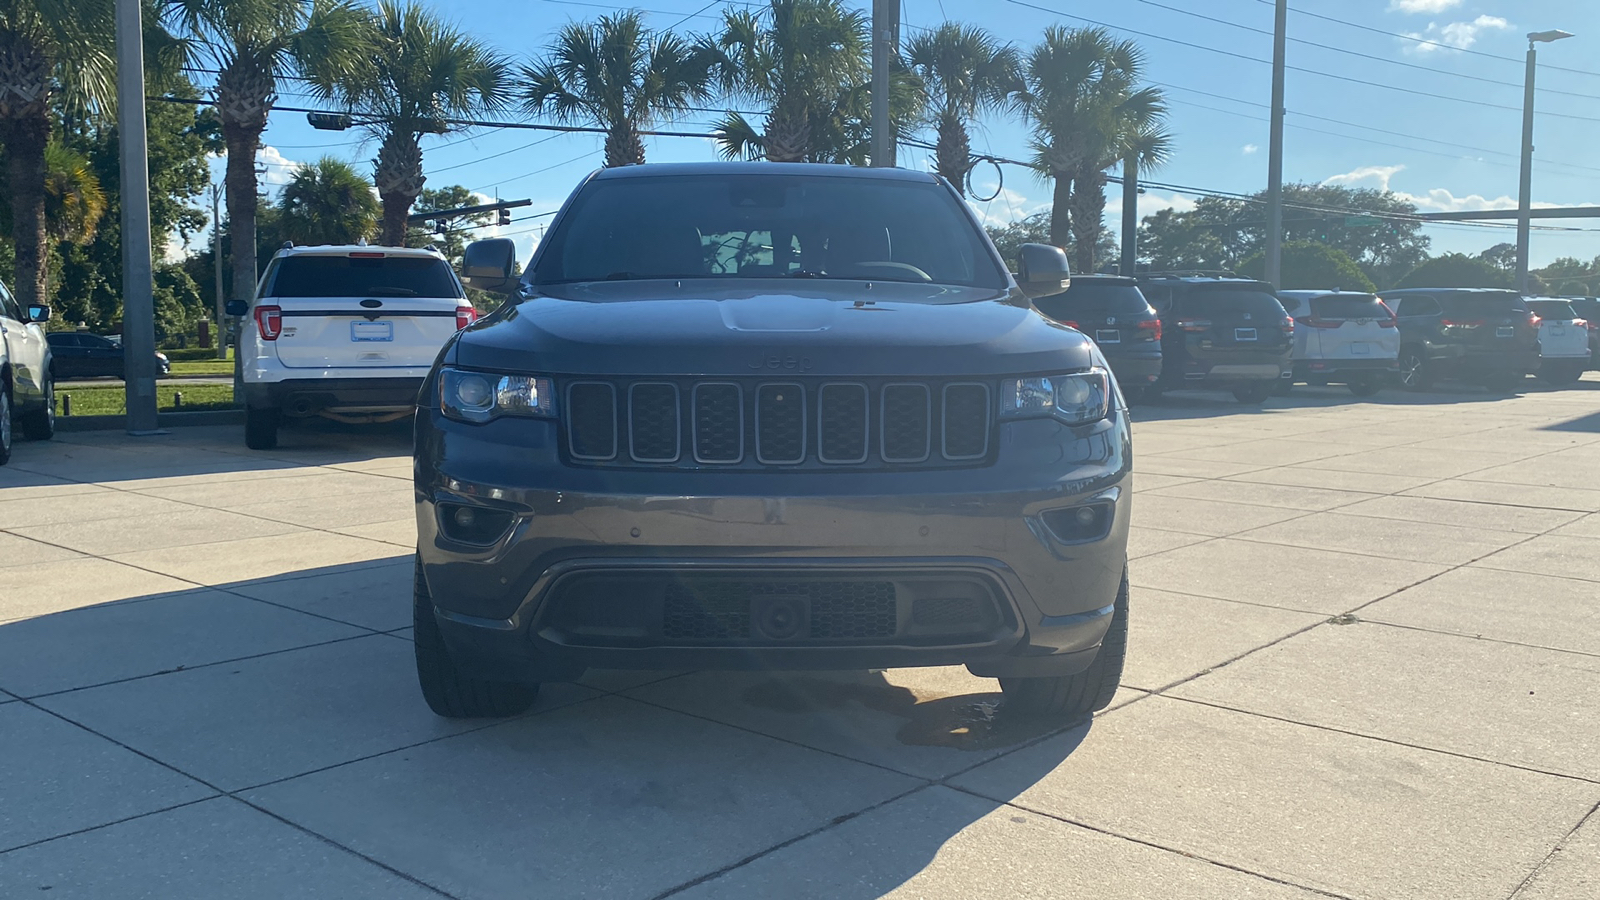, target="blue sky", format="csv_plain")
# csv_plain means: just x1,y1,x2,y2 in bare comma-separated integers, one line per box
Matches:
211,0,1600,268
